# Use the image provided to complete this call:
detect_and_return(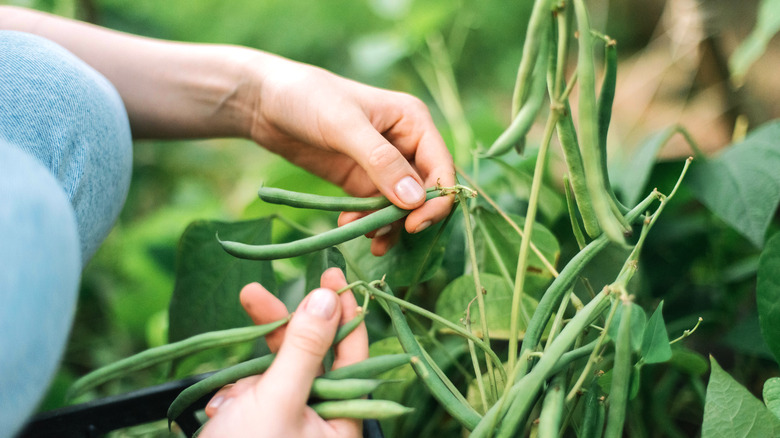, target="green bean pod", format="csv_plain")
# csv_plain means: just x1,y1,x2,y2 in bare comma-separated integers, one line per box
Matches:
511,0,555,117
333,311,366,344
572,0,631,244
219,191,442,260
69,317,290,399
597,39,630,216
258,187,393,211
470,289,611,438
604,299,633,438
581,381,606,438
557,106,601,238
515,191,656,381
537,374,566,438
310,399,414,420
484,33,550,157
321,354,413,380
380,287,482,430
168,354,276,426
310,378,388,400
